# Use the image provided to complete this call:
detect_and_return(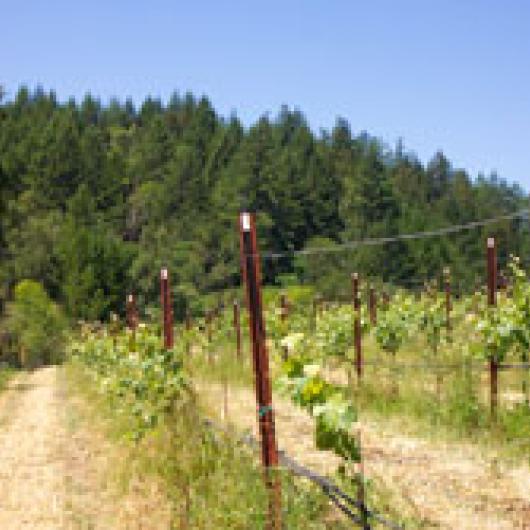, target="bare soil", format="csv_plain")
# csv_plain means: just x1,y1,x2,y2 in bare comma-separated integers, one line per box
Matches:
0,366,170,529
201,381,530,529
